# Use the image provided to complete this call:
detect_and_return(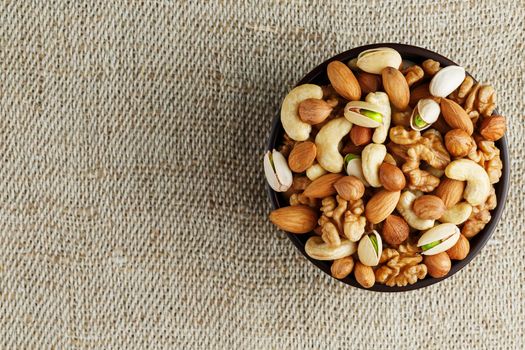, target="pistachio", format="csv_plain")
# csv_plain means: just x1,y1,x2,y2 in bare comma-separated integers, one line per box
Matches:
429,65,466,98
417,223,460,255
344,154,369,186
357,230,383,266
344,101,384,128
410,98,440,131
264,150,293,192
356,47,402,74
